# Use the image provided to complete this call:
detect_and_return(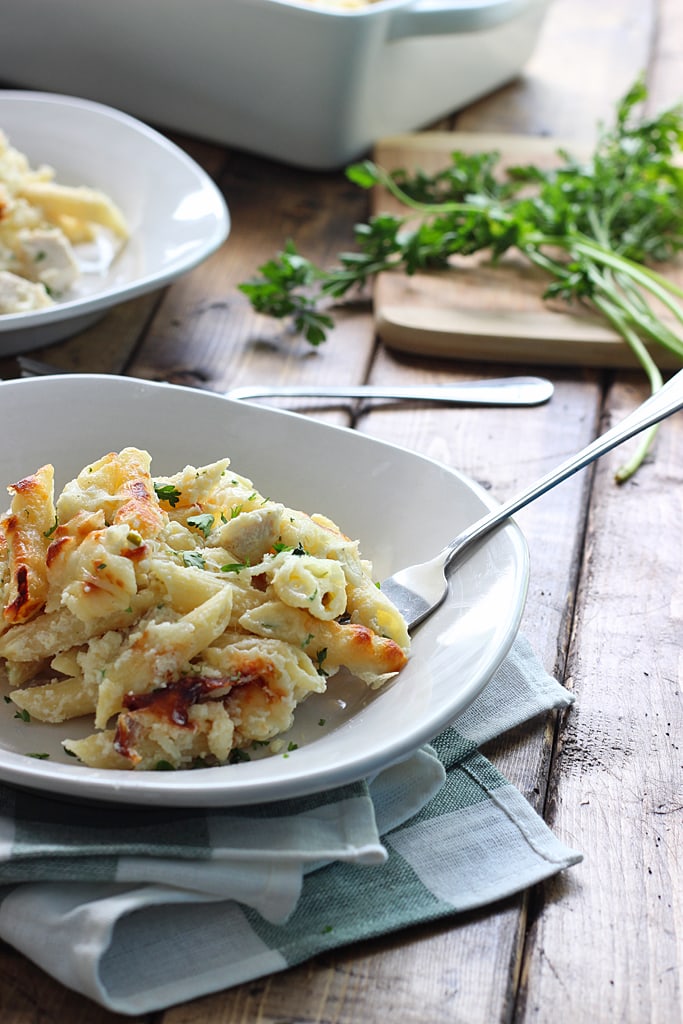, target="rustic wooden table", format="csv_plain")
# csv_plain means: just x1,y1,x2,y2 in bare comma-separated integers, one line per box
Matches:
0,0,681,1021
